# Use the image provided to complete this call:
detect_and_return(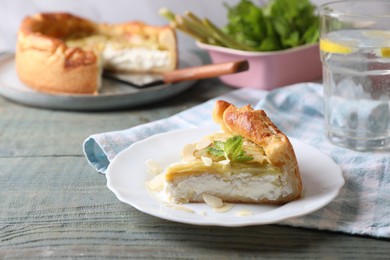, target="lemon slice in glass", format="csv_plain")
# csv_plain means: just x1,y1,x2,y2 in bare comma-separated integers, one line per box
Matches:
361,30,390,58
381,47,390,58
320,39,354,54
362,30,390,39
